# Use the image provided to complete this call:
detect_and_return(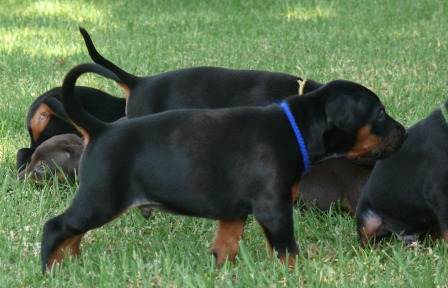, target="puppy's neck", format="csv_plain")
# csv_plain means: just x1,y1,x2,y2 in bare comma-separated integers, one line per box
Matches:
282,94,329,164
